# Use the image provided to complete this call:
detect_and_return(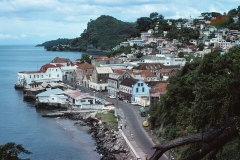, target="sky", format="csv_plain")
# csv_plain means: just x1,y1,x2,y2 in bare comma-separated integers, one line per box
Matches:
0,0,239,45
